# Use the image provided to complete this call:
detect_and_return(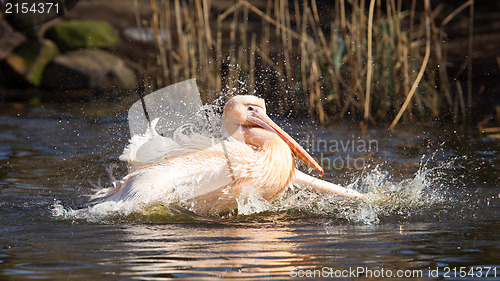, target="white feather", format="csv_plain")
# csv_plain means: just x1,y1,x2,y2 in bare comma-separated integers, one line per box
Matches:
119,118,180,169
